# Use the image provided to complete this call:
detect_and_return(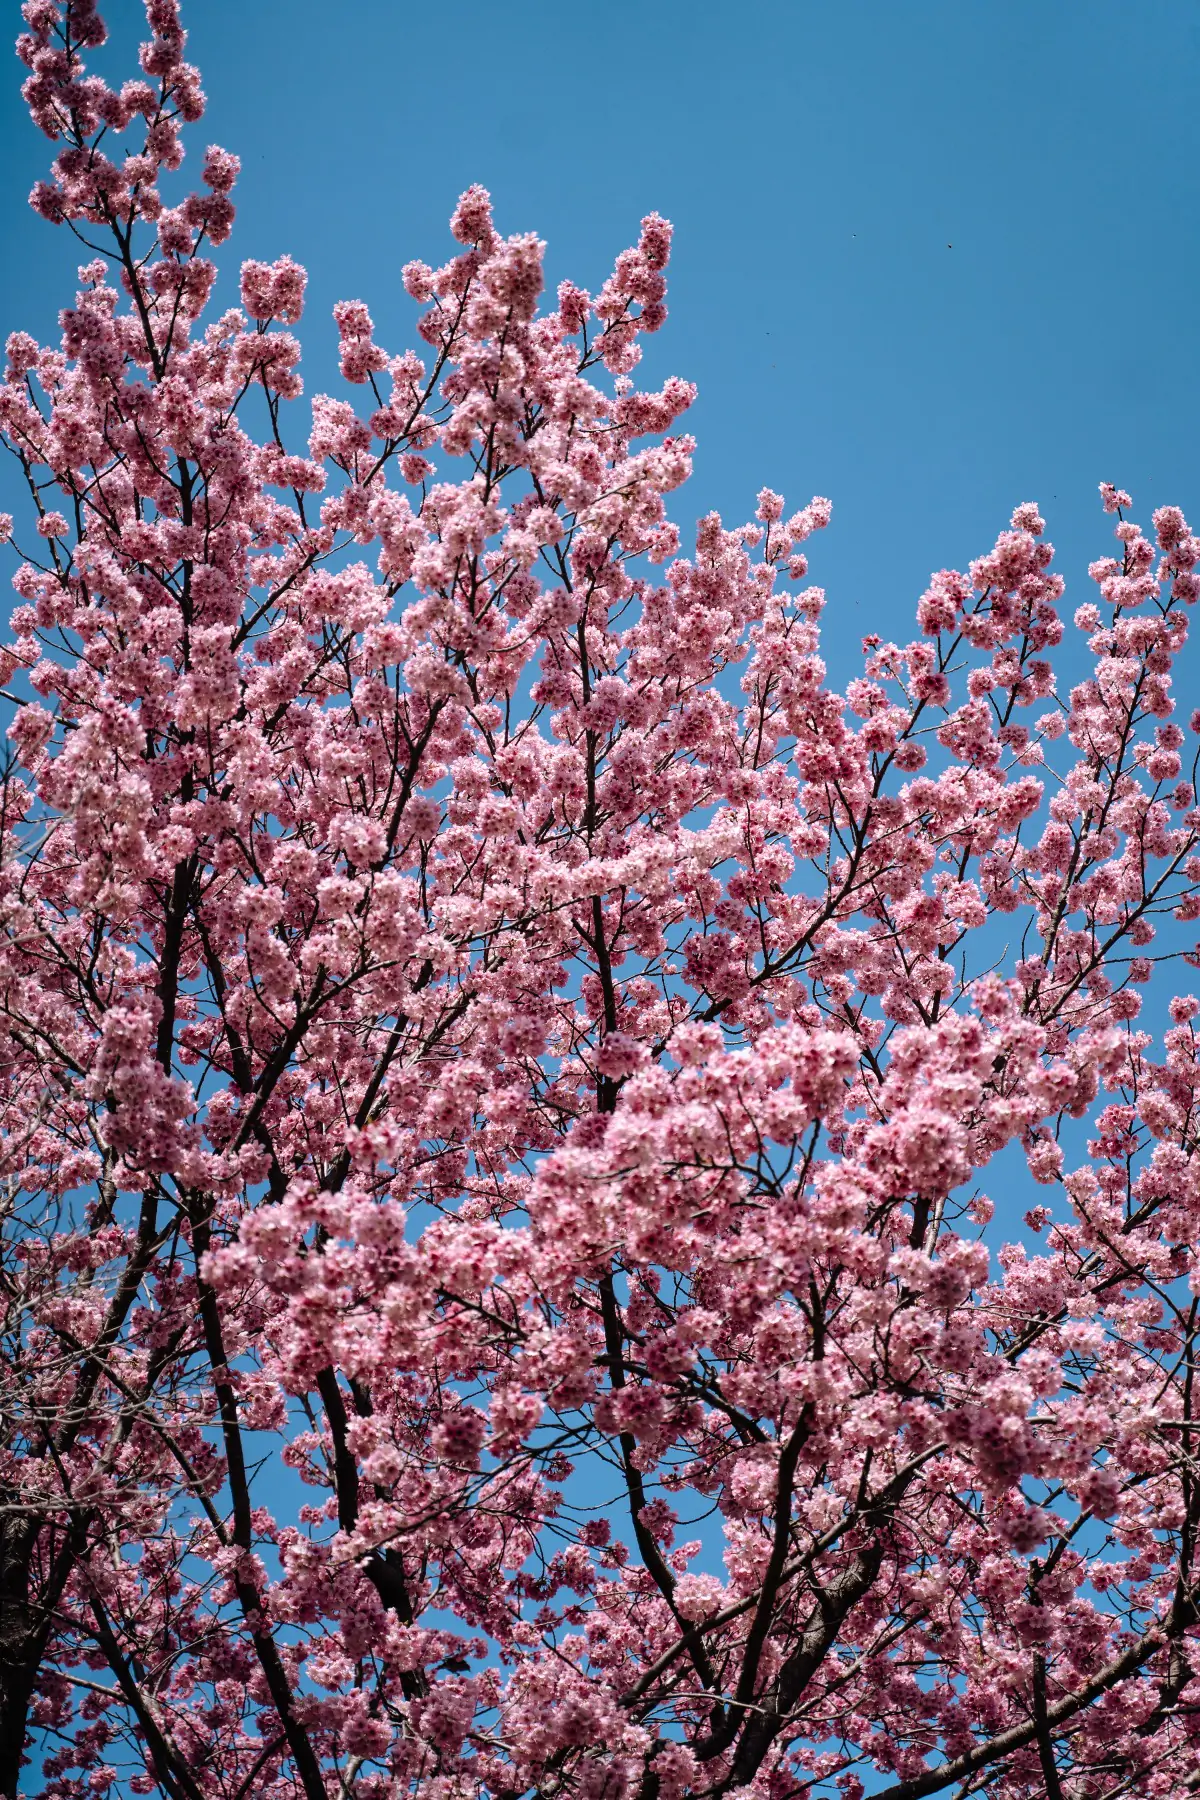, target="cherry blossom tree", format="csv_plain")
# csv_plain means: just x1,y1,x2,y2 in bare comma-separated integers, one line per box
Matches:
3,3,1200,1797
